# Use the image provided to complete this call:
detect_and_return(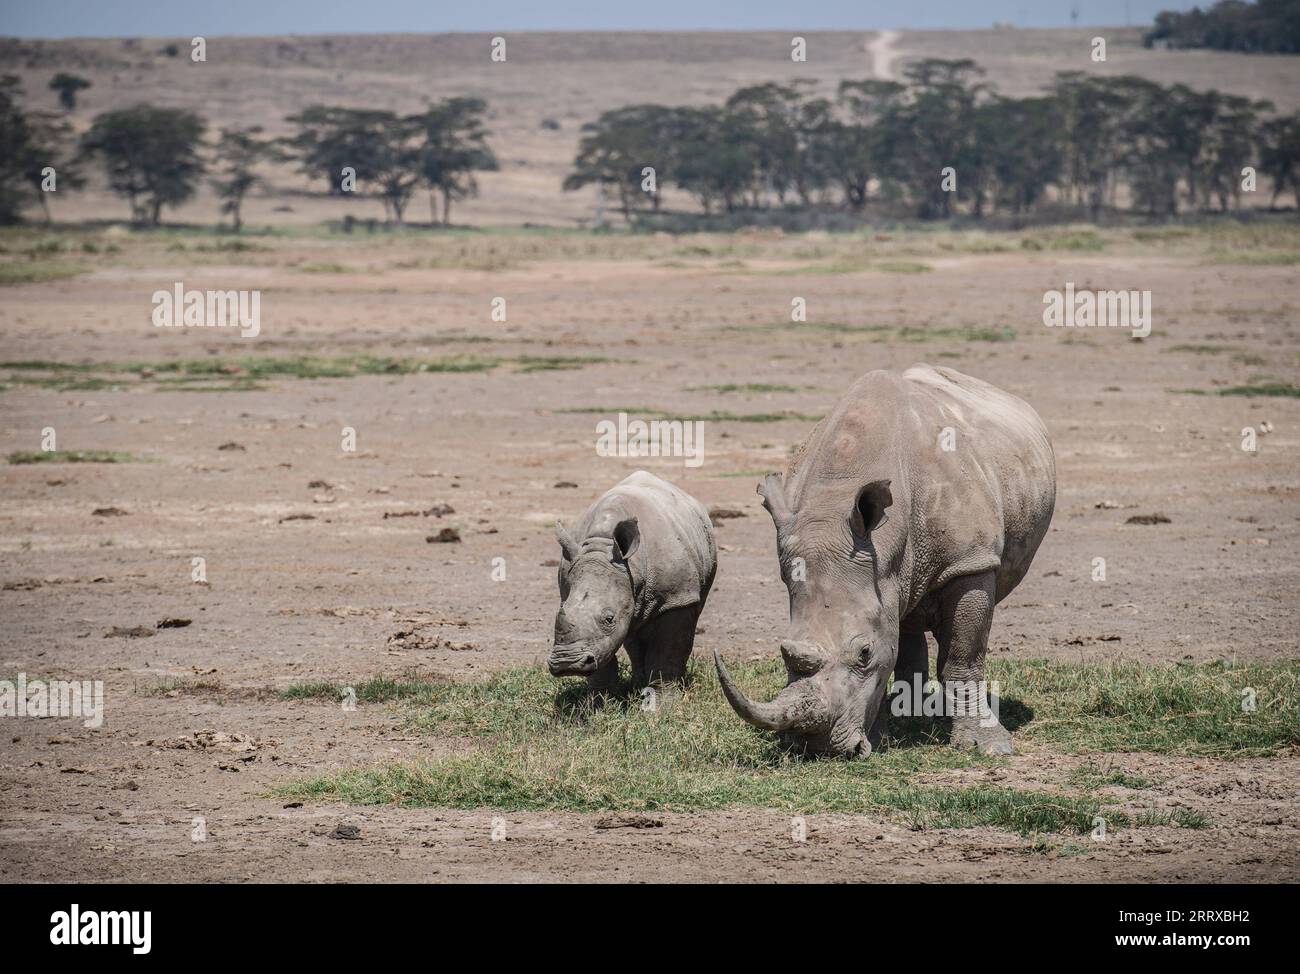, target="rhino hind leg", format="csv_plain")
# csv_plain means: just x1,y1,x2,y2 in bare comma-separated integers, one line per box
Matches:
935,570,1013,756
634,606,699,693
